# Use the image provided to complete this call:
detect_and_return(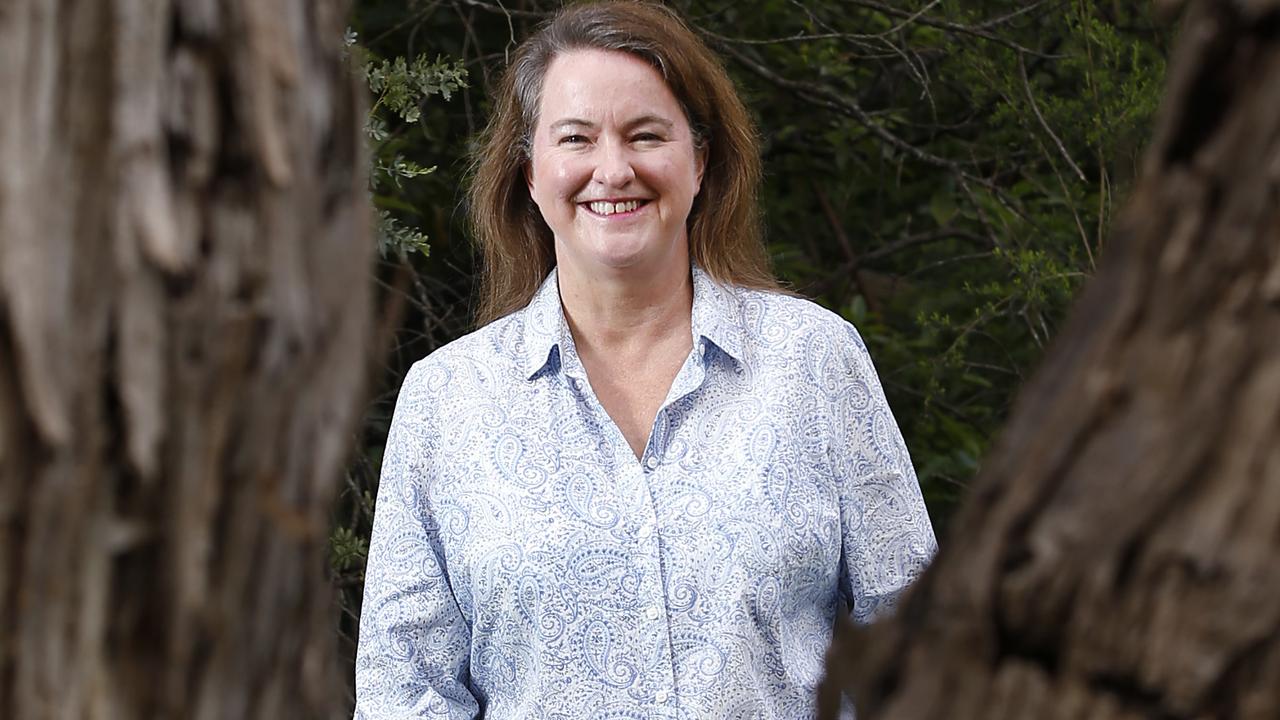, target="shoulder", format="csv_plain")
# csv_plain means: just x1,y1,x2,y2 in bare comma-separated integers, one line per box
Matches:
732,286,867,357
396,311,526,407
